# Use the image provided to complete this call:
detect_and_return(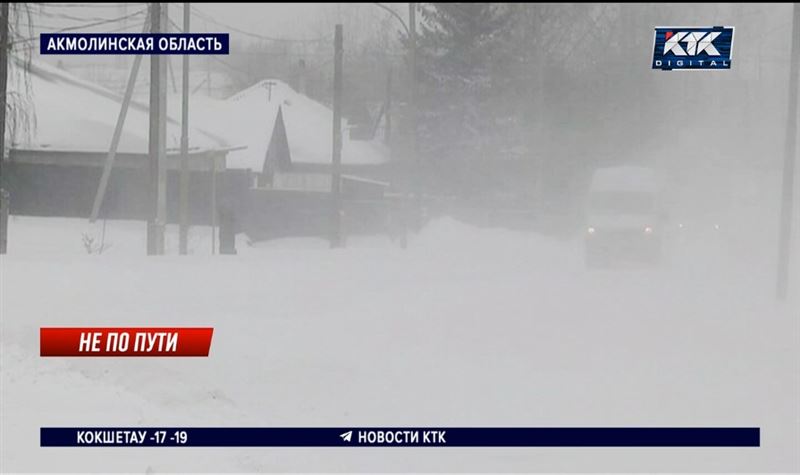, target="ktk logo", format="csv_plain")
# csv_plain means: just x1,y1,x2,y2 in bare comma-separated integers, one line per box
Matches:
663,30,721,56
652,26,734,71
